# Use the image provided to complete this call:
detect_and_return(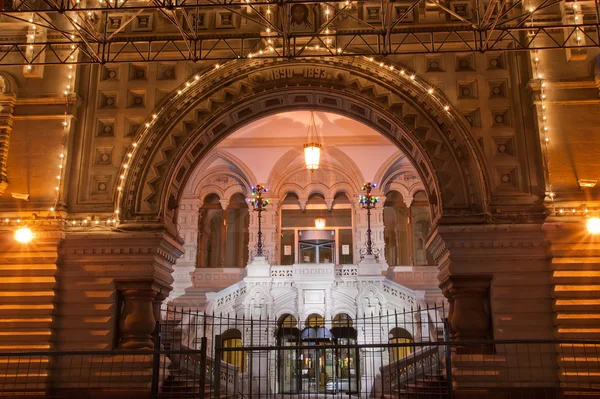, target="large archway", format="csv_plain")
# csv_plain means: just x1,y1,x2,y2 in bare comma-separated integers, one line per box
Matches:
117,57,491,236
